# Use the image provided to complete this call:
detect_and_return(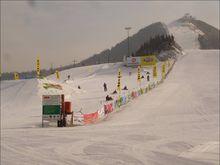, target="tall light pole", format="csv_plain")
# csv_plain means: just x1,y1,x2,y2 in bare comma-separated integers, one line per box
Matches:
125,27,132,58
108,50,110,63
73,59,77,68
